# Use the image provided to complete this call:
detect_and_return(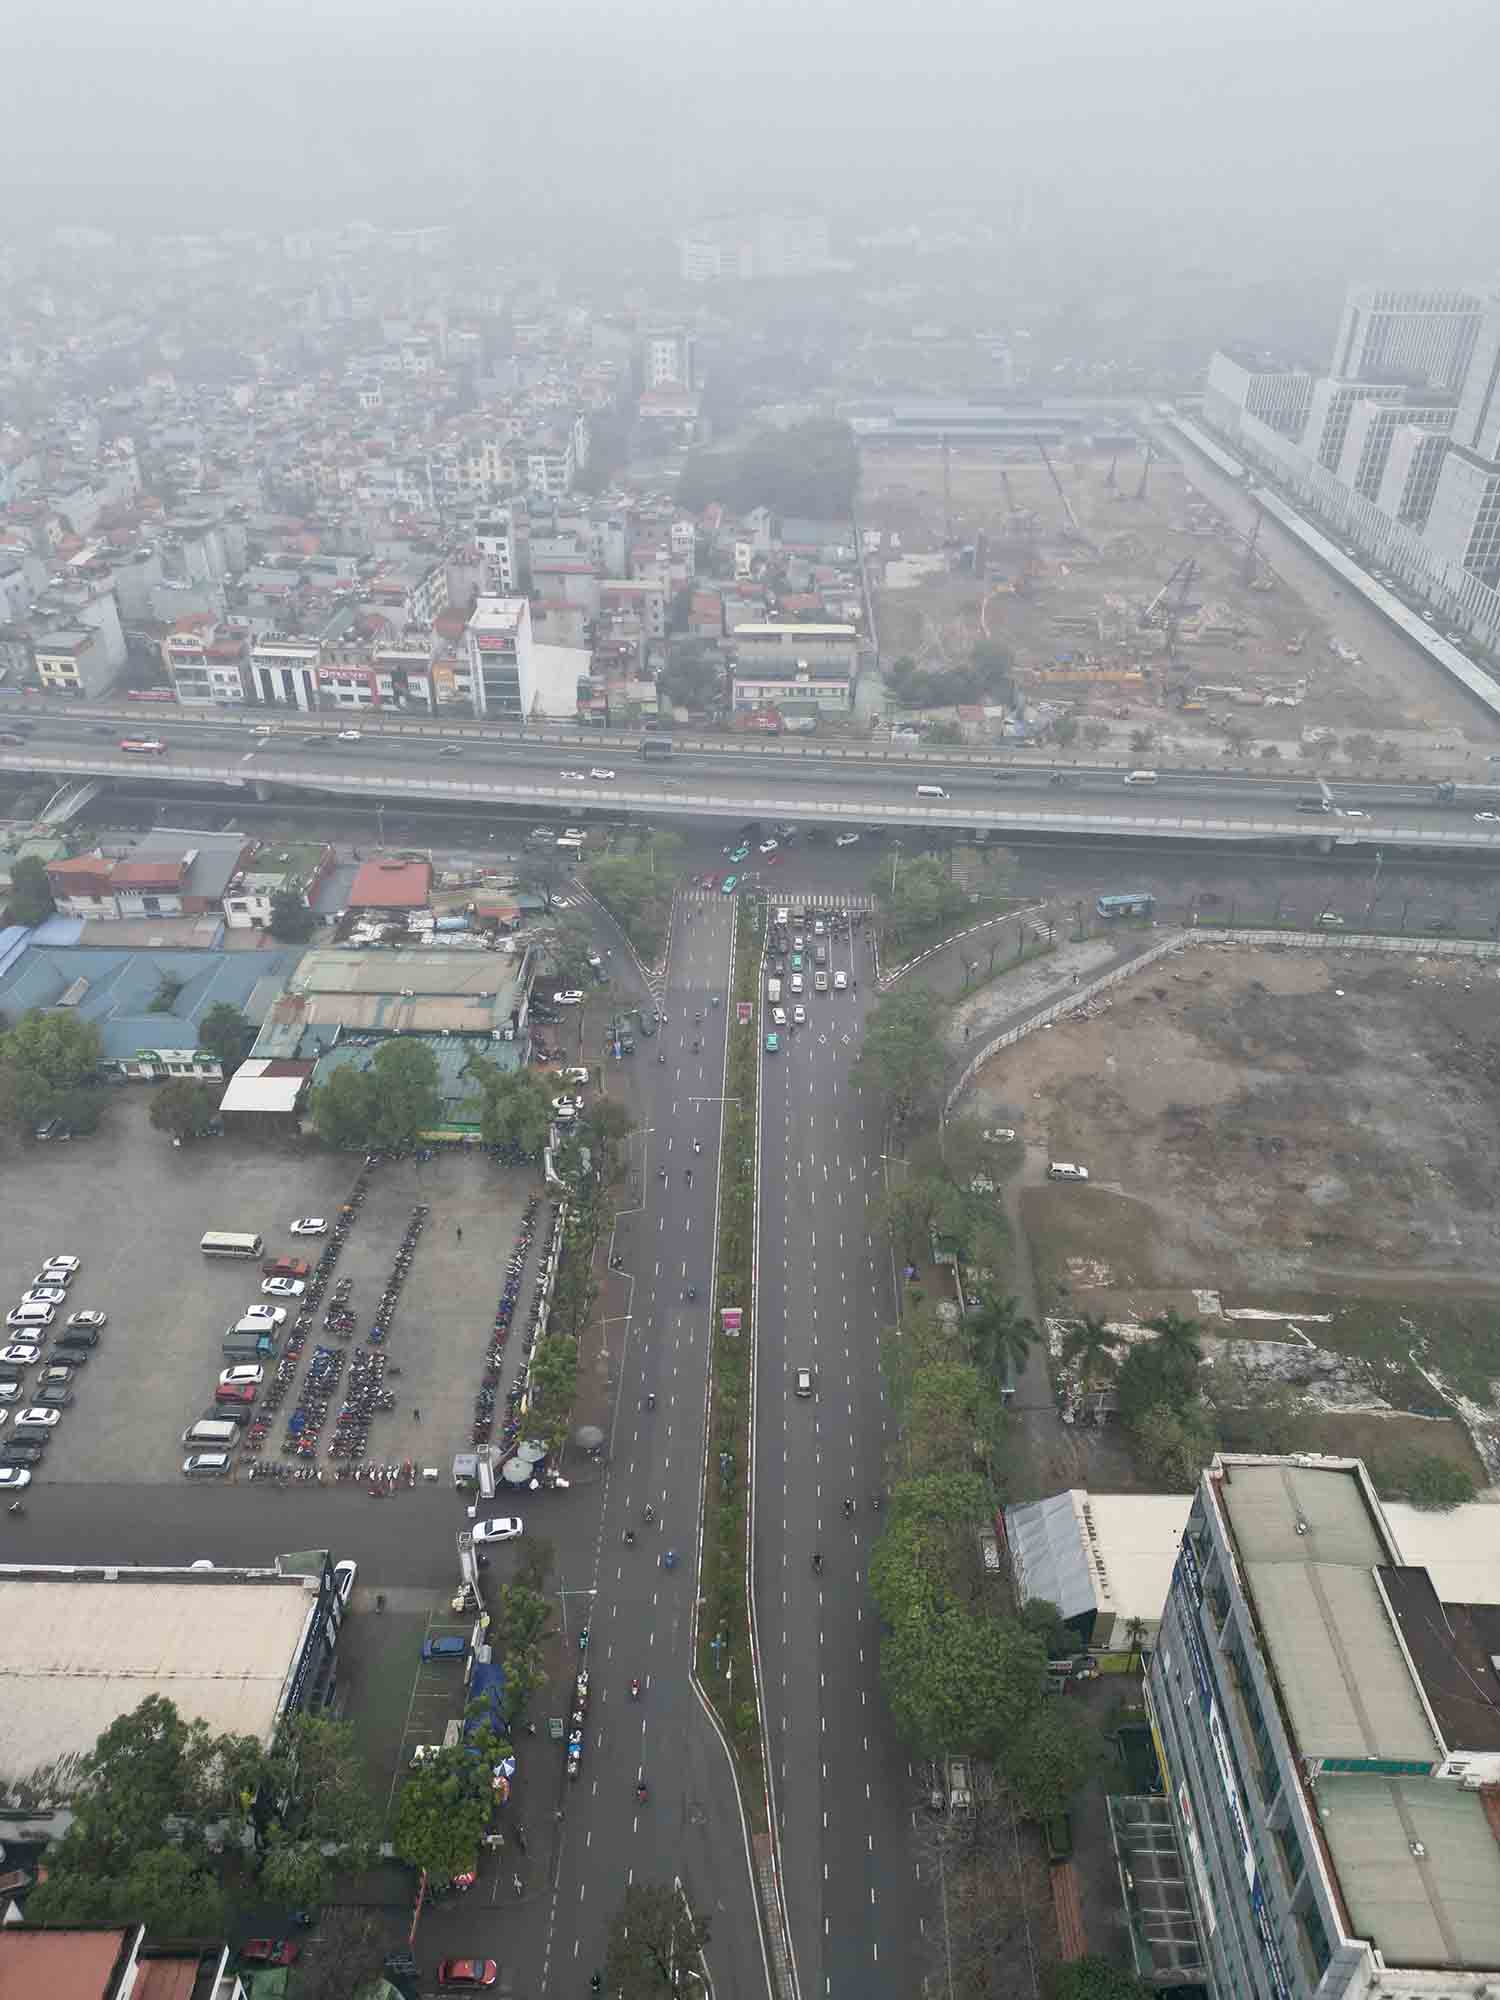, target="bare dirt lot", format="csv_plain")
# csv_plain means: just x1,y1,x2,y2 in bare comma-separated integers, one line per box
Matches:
982,943,1500,1291
861,442,1495,758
